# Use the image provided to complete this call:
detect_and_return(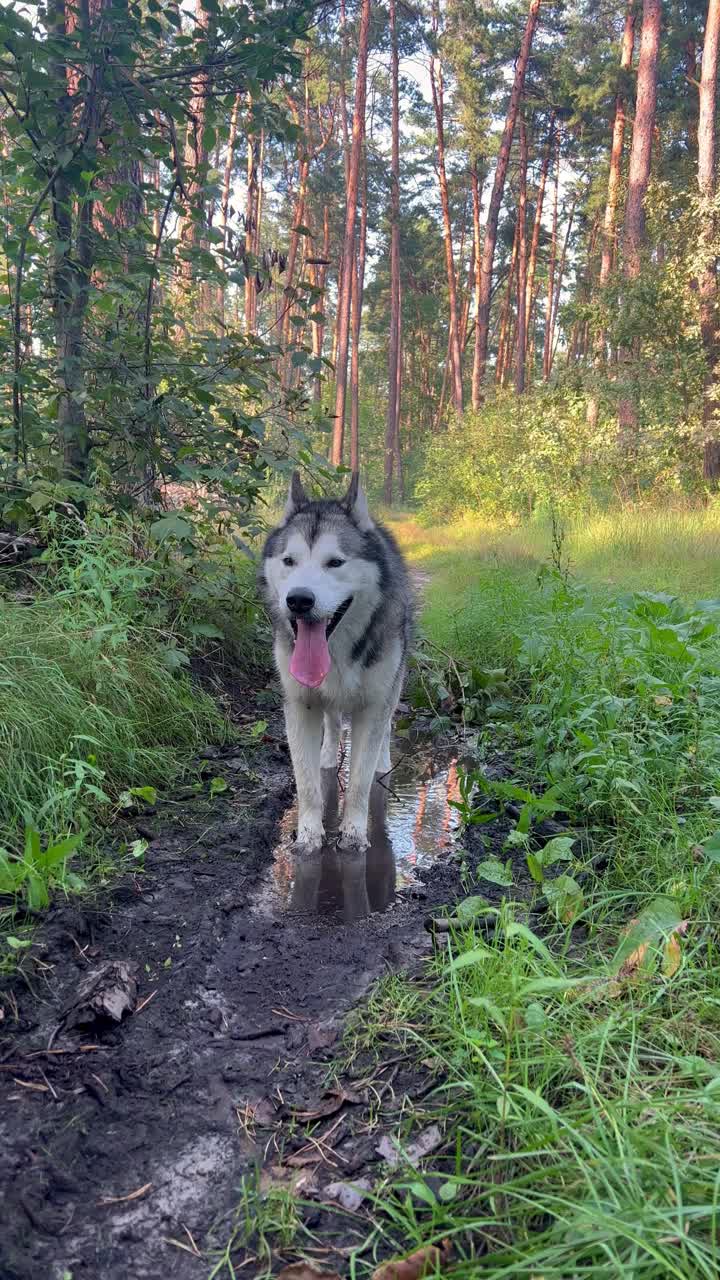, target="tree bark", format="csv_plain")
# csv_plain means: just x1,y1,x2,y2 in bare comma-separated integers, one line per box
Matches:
384,0,402,501
330,0,371,467
587,0,636,427
547,190,578,378
311,205,330,403
394,281,404,502
699,0,720,483
470,161,484,407
543,134,560,381
430,1,463,415
244,128,261,333
618,0,661,443
176,0,211,287
497,216,521,384
350,152,368,474
515,118,529,393
218,92,241,325
474,0,542,397
50,0,102,483
524,112,555,376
